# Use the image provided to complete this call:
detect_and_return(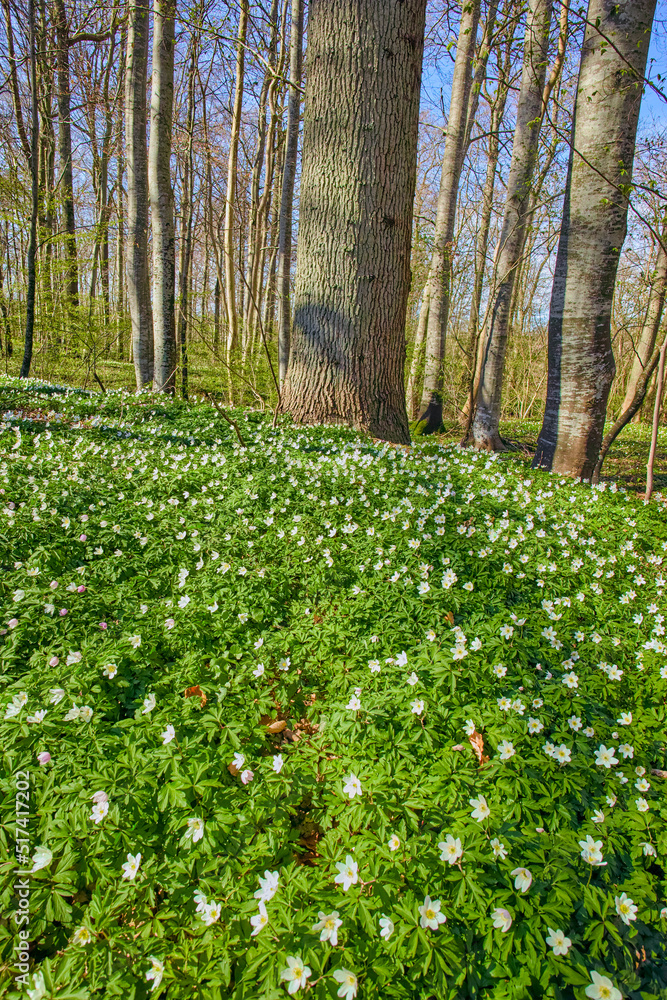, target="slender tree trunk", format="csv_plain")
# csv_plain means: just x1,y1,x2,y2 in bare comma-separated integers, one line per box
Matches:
277,0,304,384
619,212,667,414
406,289,429,419
645,338,666,501
533,0,657,477
53,0,78,320
416,0,480,433
460,44,512,435
469,0,553,450
177,31,197,400
149,0,176,392
125,0,153,388
224,0,248,366
21,0,39,377
281,0,427,443
214,275,220,349
244,2,276,344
